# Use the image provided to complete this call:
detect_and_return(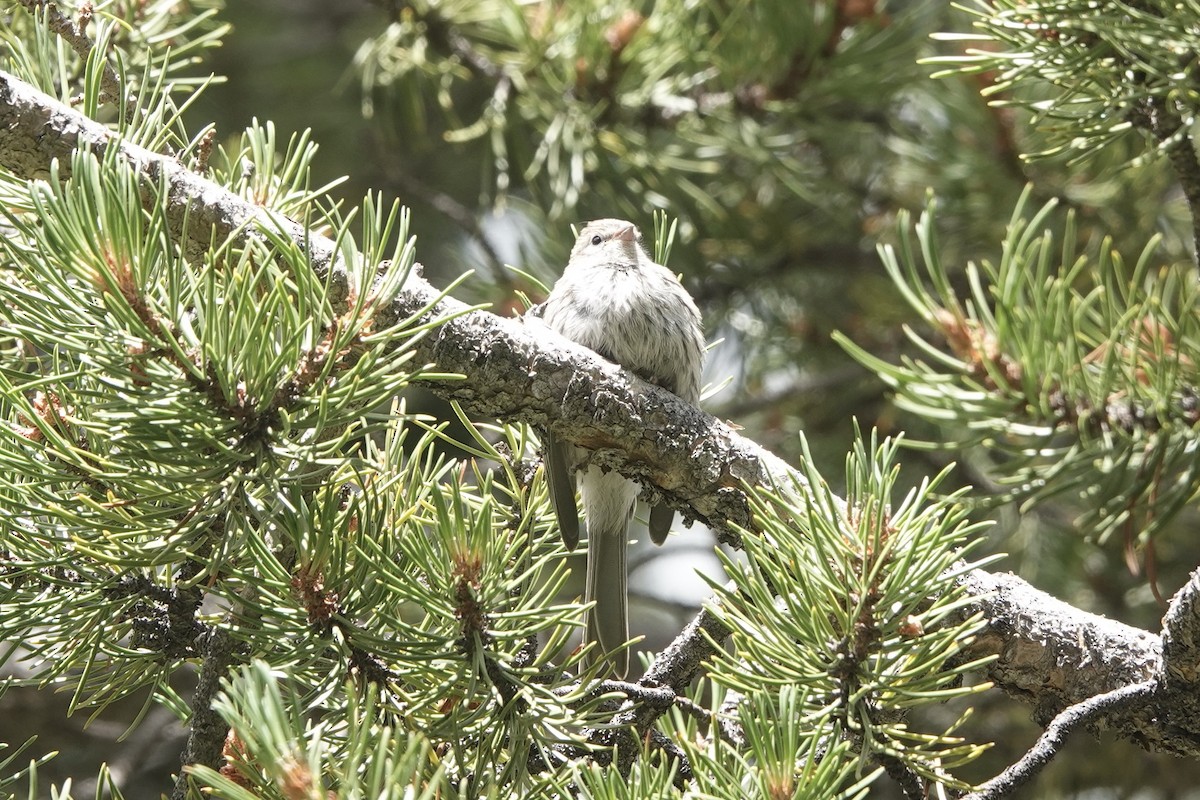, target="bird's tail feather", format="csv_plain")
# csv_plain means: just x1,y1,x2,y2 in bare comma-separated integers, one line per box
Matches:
582,469,636,677
586,515,628,676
